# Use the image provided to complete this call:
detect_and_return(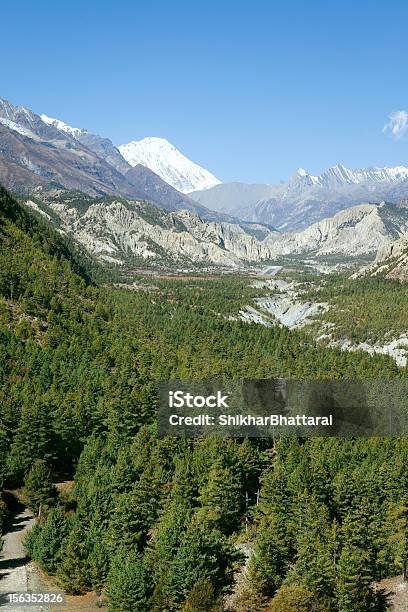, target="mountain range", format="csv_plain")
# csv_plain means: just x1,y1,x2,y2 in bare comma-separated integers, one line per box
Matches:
0,97,223,221
23,187,408,270
192,164,408,231
2,95,408,270
24,189,276,268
